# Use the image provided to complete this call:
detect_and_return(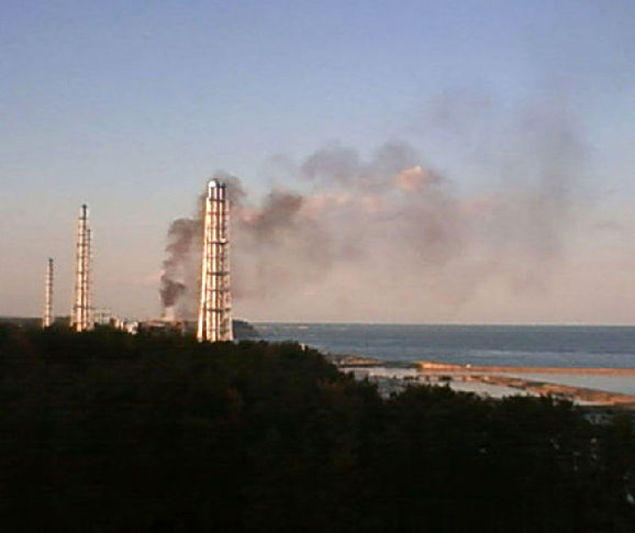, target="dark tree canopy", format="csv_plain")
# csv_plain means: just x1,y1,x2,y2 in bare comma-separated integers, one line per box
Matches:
0,325,633,532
